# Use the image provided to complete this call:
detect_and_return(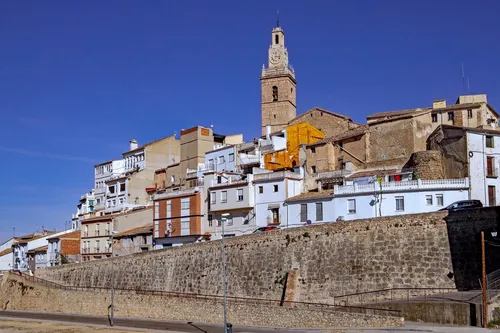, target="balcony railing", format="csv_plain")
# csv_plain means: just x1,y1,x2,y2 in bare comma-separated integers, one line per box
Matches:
334,178,470,195
210,178,248,188
154,188,199,200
